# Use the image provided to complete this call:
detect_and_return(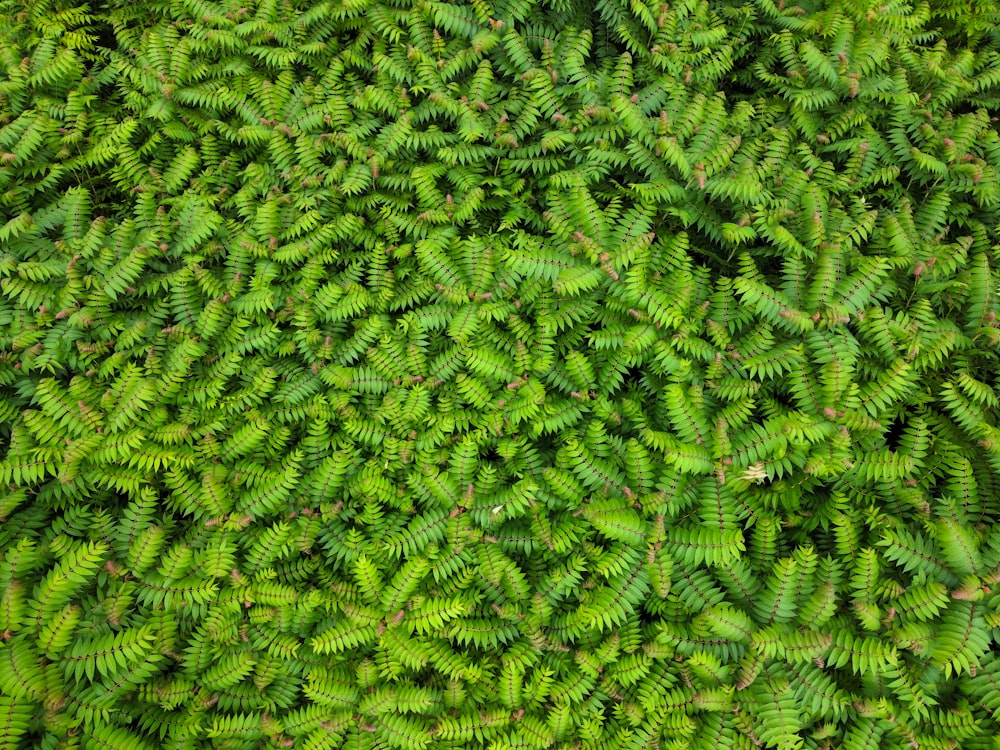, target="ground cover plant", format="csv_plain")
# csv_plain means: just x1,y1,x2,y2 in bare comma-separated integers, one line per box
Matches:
2,0,1000,748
